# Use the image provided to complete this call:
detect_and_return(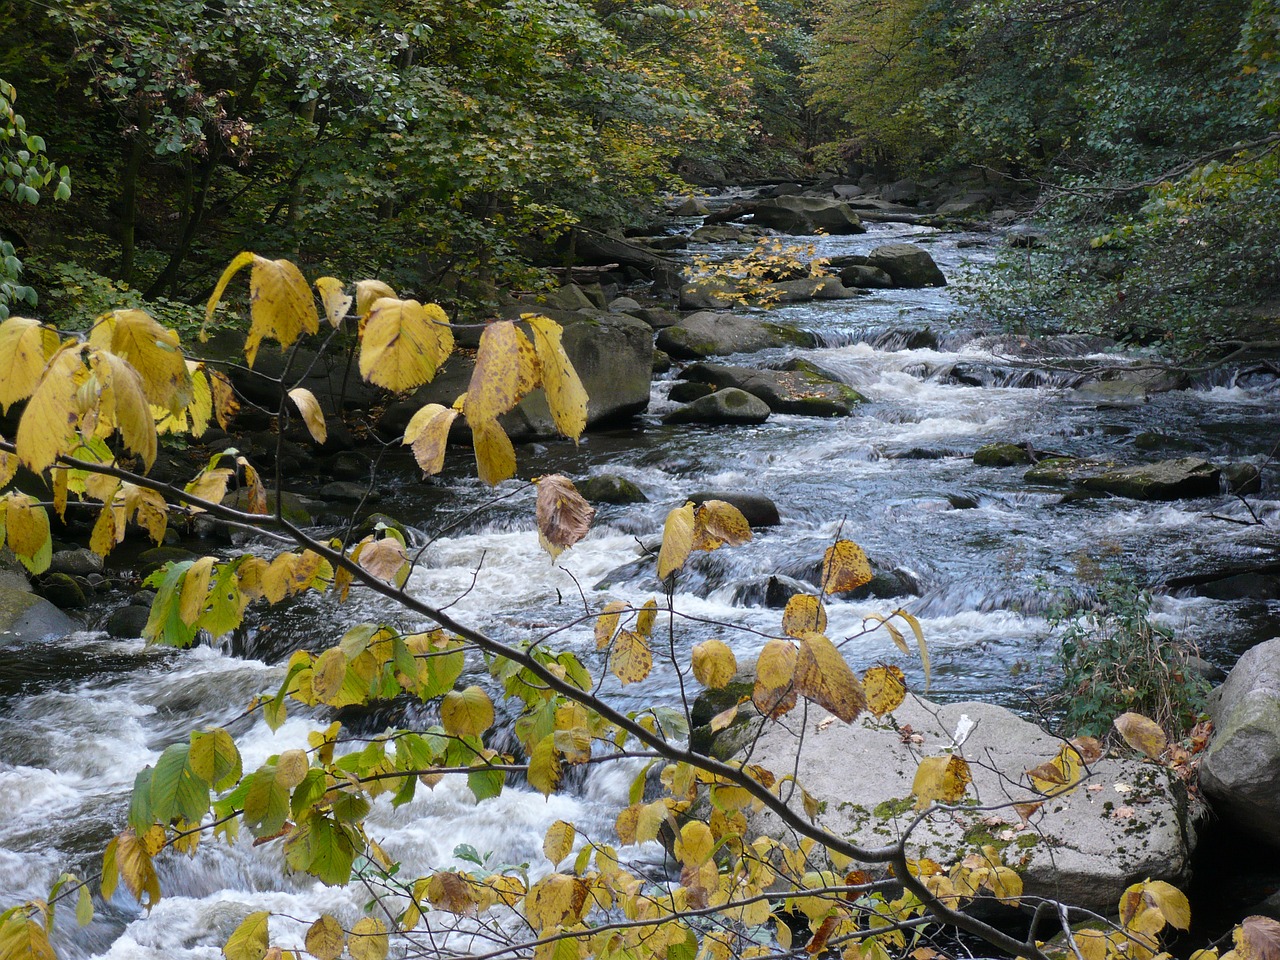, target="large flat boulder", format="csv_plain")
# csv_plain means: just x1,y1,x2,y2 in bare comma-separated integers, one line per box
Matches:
0,588,78,644
1200,638,1280,846
656,312,816,359
681,361,866,417
707,697,1203,914
663,388,770,425
1078,457,1220,500
751,197,866,235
